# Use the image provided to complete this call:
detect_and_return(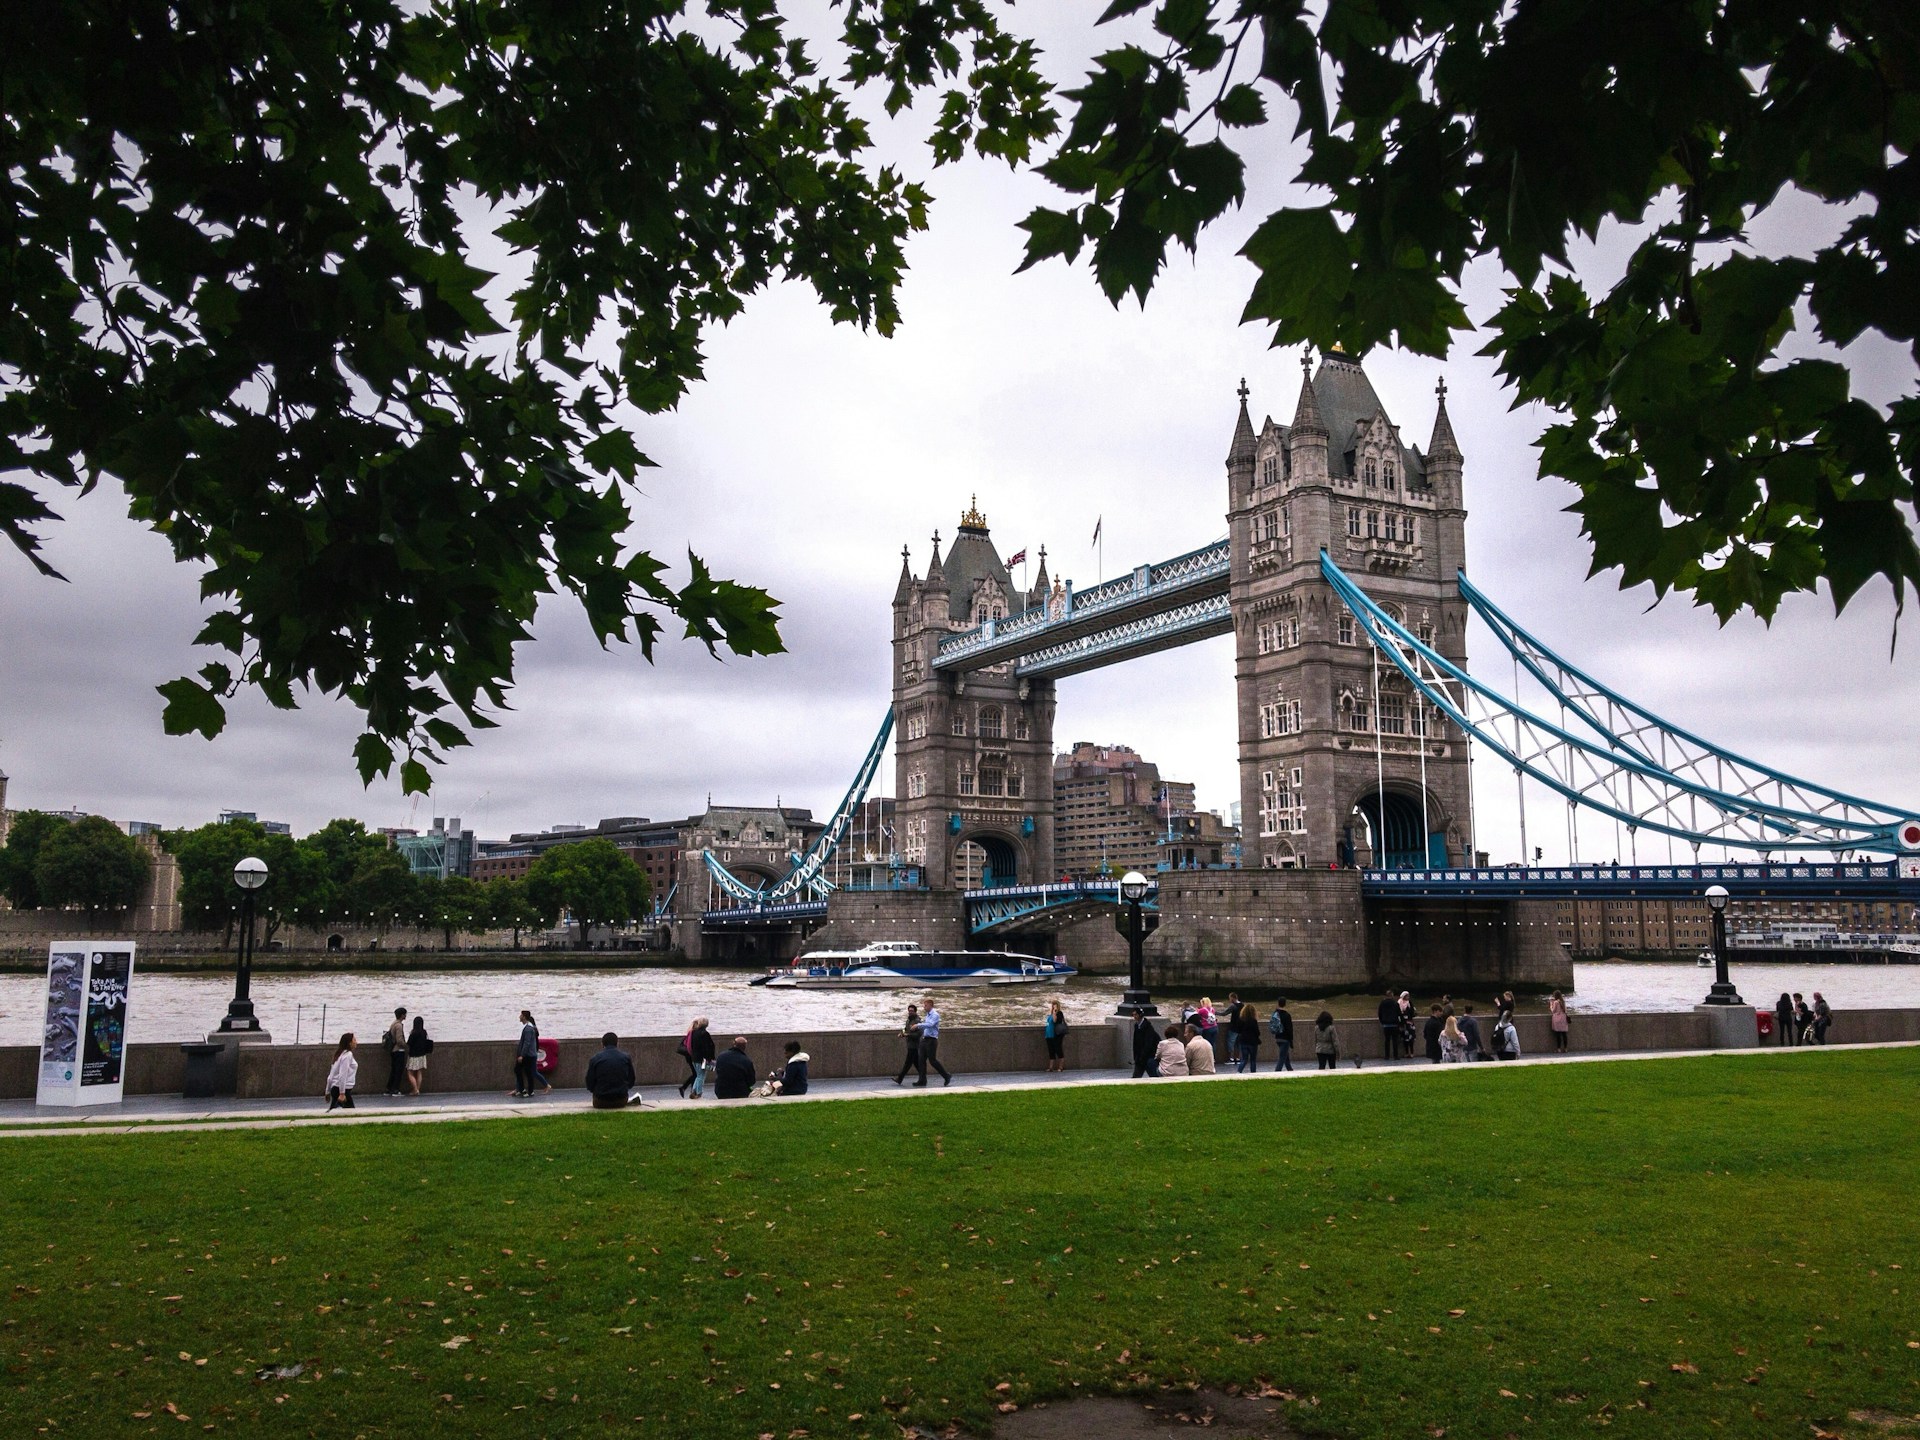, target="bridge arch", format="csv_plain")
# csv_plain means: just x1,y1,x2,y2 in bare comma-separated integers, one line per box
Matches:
1351,781,1452,869
954,830,1025,889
